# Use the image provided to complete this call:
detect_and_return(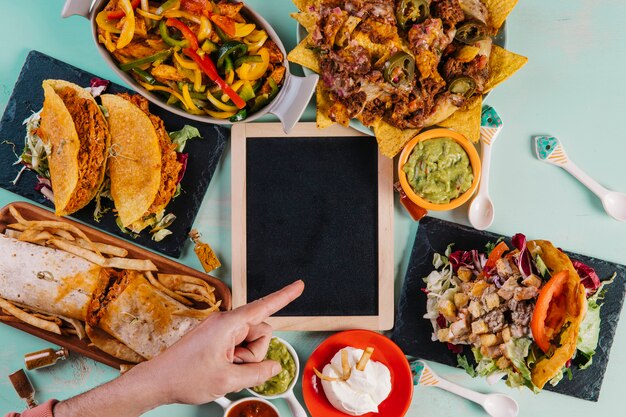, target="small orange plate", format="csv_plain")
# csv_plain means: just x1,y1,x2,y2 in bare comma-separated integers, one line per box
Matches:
302,330,413,417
